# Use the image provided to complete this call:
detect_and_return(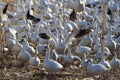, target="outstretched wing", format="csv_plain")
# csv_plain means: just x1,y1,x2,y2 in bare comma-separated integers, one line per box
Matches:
75,28,91,38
